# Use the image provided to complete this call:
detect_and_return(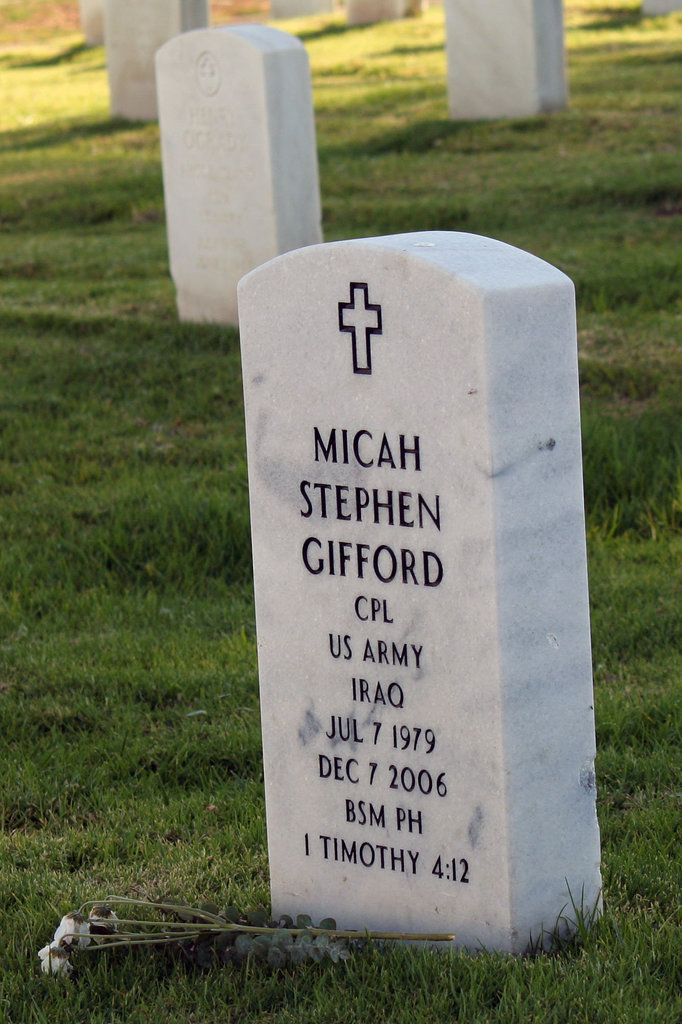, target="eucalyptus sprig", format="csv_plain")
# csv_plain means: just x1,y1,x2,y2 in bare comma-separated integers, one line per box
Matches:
38,895,455,975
